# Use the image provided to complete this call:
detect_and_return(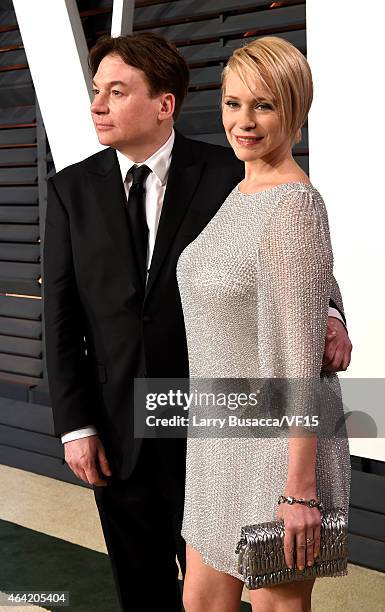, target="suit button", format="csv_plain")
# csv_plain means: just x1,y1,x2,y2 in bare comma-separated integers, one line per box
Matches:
142,315,151,323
